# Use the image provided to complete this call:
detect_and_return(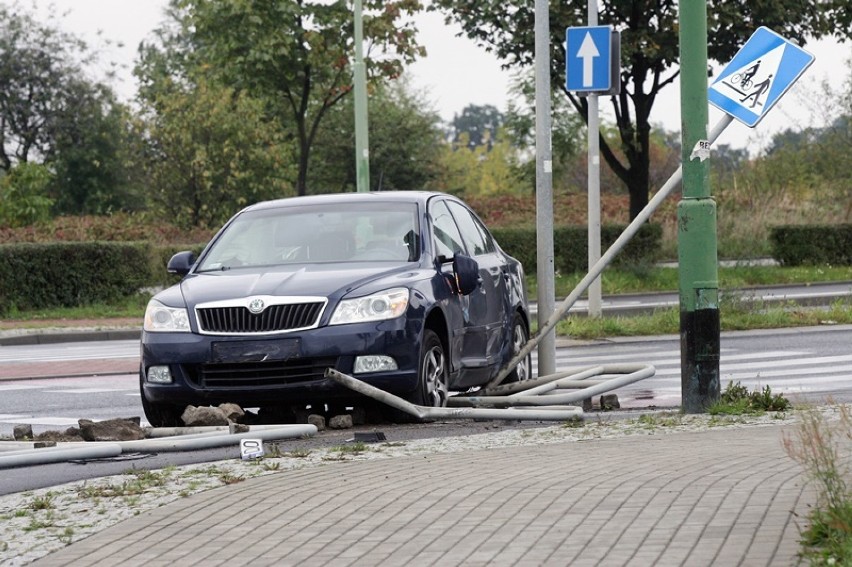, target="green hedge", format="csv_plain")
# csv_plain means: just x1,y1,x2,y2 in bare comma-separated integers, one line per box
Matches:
0,241,208,315
0,242,152,314
770,225,852,266
492,224,662,274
